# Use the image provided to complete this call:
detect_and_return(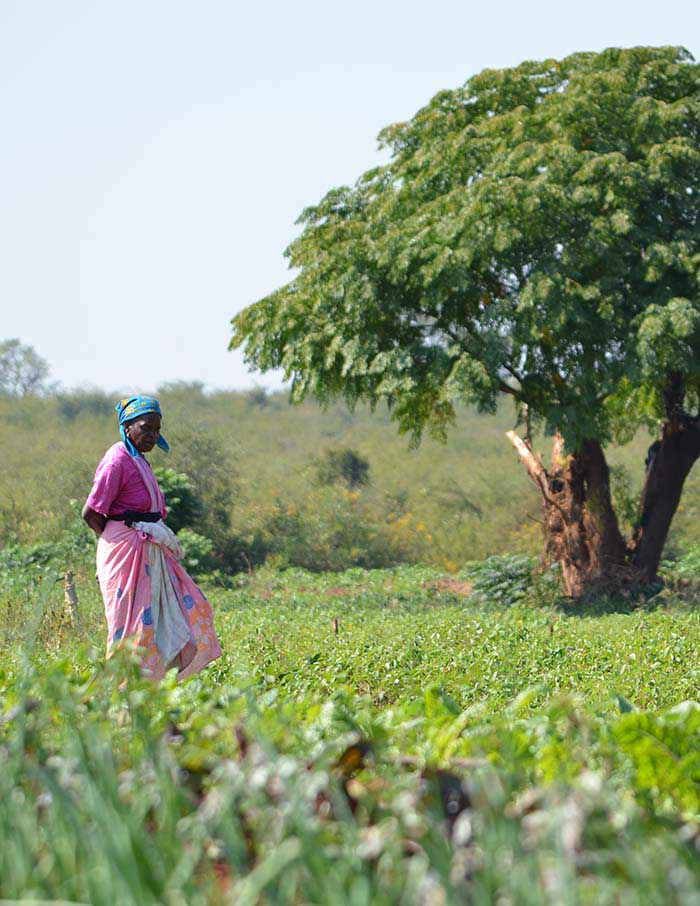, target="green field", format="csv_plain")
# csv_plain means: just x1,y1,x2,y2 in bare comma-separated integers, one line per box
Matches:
1,391,698,905
1,563,698,905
